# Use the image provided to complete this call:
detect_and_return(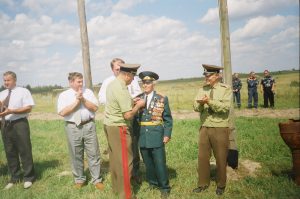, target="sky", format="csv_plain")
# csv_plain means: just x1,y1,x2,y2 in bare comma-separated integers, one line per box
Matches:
0,0,299,87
